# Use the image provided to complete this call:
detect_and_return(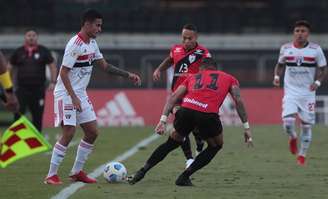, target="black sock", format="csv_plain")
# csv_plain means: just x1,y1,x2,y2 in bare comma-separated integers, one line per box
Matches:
180,136,193,160
142,137,181,173
182,145,222,177
194,135,204,152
